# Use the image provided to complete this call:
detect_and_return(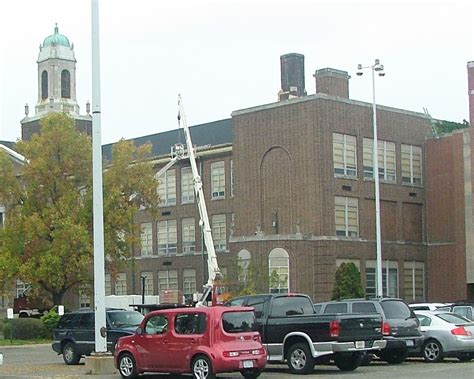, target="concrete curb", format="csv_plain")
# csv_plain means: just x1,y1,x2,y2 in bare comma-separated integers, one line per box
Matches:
0,343,51,349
